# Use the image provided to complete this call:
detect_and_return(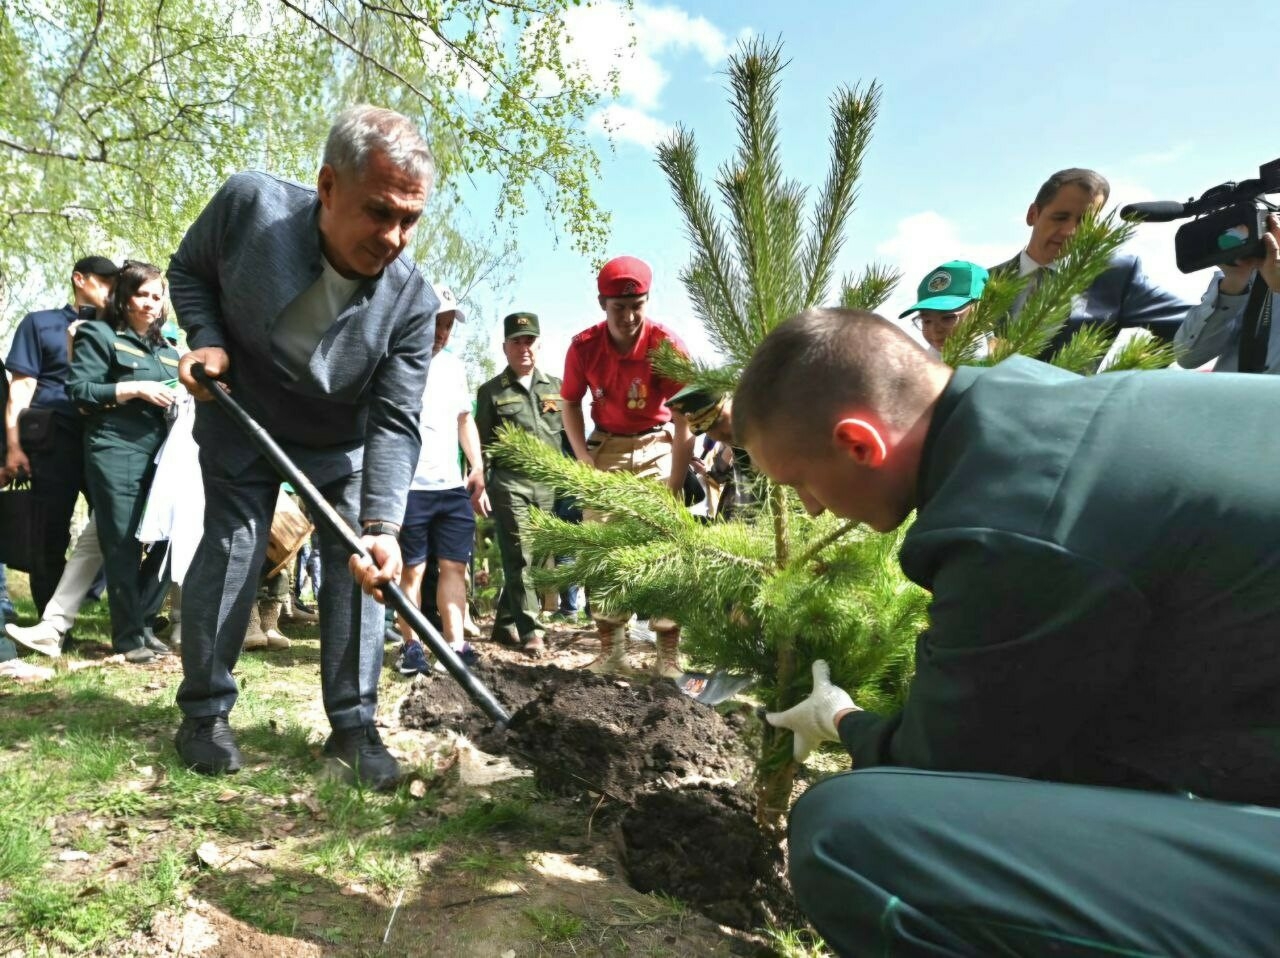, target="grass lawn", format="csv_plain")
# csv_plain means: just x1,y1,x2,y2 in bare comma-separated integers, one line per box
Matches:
0,570,778,957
